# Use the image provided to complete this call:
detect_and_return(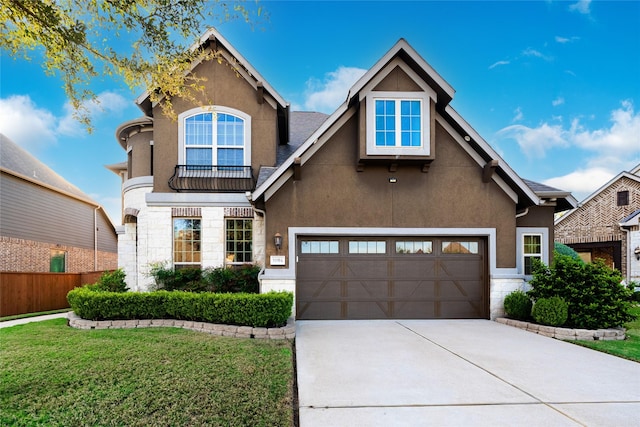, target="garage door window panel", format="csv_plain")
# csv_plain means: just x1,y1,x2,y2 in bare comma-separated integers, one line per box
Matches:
301,240,339,254
349,241,386,254
442,241,479,254
396,241,433,254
